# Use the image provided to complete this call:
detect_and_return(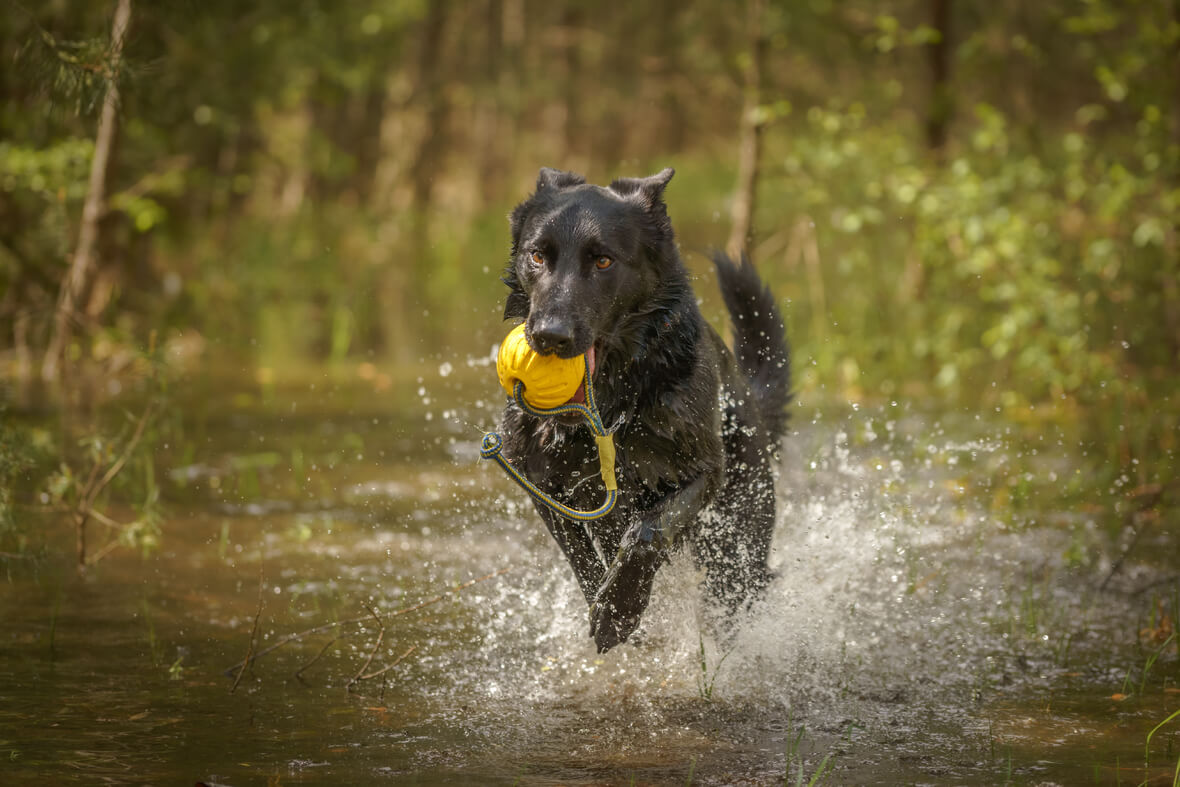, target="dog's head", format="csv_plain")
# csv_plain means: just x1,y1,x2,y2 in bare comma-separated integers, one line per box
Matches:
502,167,677,370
